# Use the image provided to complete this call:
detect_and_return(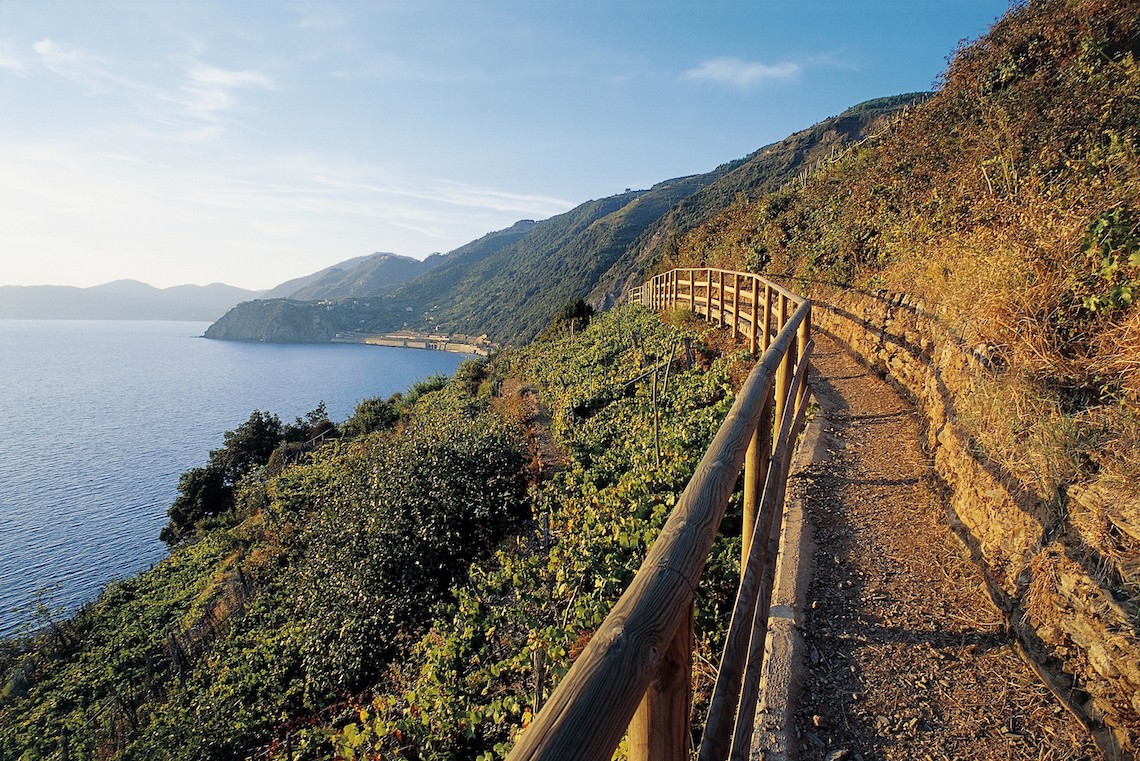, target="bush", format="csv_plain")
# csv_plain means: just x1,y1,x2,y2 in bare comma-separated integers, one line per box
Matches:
295,406,529,694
